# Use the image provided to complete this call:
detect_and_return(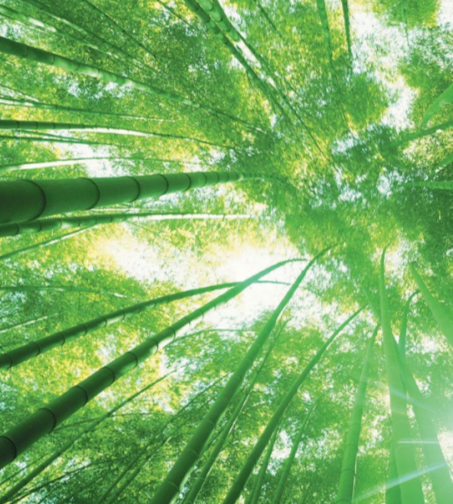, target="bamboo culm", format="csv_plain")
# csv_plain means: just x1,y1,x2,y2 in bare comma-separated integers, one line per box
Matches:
395,338,453,504
0,226,94,262
0,120,225,147
0,171,260,225
182,323,287,504
335,325,378,504
0,35,259,130
221,306,365,504
409,263,453,347
398,291,418,357
0,212,249,238
0,280,248,371
149,249,332,504
0,258,297,468
270,400,318,504
0,372,174,504
380,250,424,503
